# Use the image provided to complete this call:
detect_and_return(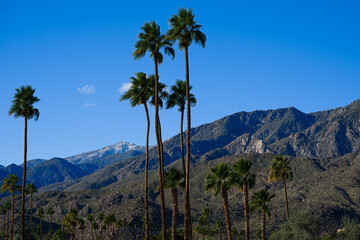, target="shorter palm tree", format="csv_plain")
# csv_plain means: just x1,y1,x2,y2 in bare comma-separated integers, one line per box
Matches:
36,207,44,240
4,201,11,238
78,218,85,240
205,163,232,240
0,205,6,235
216,220,225,240
250,190,275,240
231,158,256,240
1,174,21,240
268,154,293,220
62,208,79,240
161,167,184,240
46,206,55,231
25,182,38,228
